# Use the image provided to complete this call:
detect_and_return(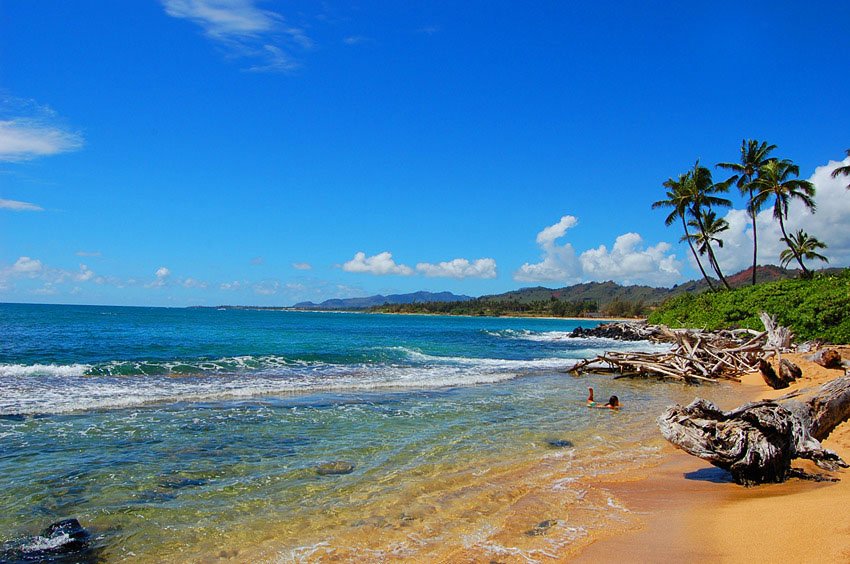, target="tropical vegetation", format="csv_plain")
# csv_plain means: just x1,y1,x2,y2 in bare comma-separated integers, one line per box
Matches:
832,149,850,189
654,140,831,286
648,269,850,344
